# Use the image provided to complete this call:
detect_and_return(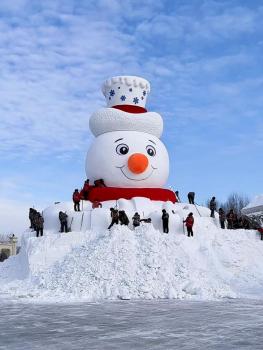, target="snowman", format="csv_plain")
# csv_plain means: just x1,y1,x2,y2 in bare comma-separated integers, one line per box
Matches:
86,76,176,203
